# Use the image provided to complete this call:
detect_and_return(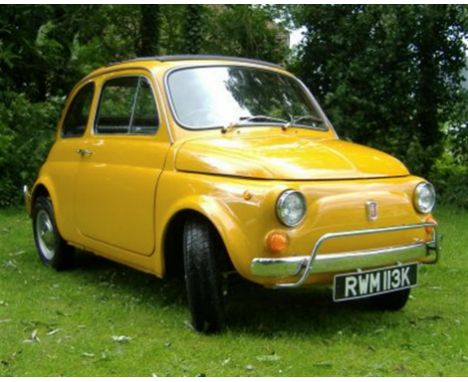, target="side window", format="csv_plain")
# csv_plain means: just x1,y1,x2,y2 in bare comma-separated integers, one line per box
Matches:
62,82,95,138
95,76,159,135
131,79,159,134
